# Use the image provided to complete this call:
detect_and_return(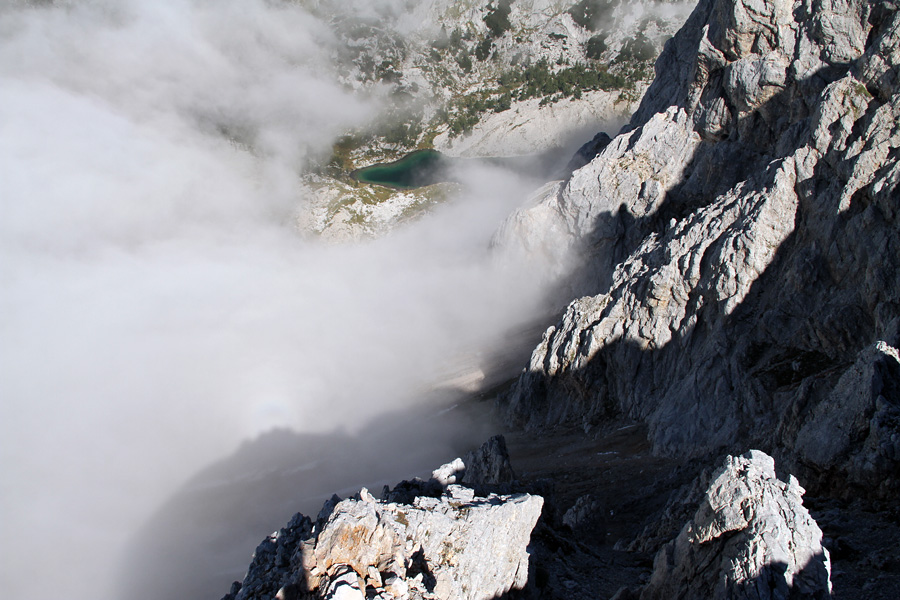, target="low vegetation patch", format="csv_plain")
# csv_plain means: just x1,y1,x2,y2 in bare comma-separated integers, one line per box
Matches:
484,0,513,38
568,0,619,31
